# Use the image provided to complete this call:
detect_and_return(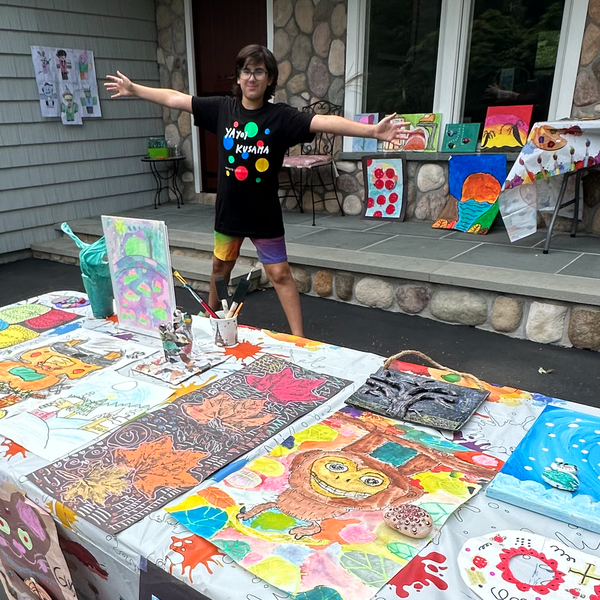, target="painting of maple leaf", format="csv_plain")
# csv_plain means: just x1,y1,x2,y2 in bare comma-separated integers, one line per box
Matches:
245,367,326,403
114,437,208,499
63,463,130,505
183,392,275,431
